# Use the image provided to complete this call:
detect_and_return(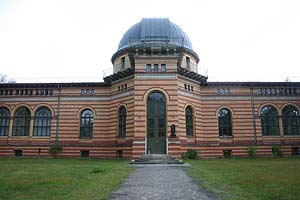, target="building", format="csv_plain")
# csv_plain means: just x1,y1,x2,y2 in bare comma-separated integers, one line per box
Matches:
1,18,300,159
